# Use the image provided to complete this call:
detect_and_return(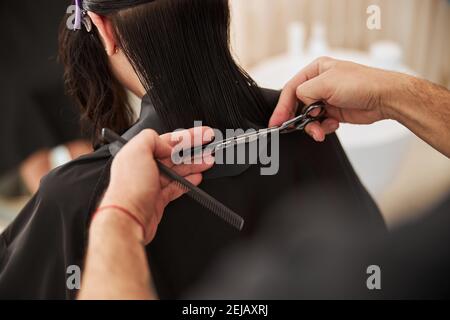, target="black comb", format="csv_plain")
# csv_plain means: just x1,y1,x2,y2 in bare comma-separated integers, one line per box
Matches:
102,128,245,231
